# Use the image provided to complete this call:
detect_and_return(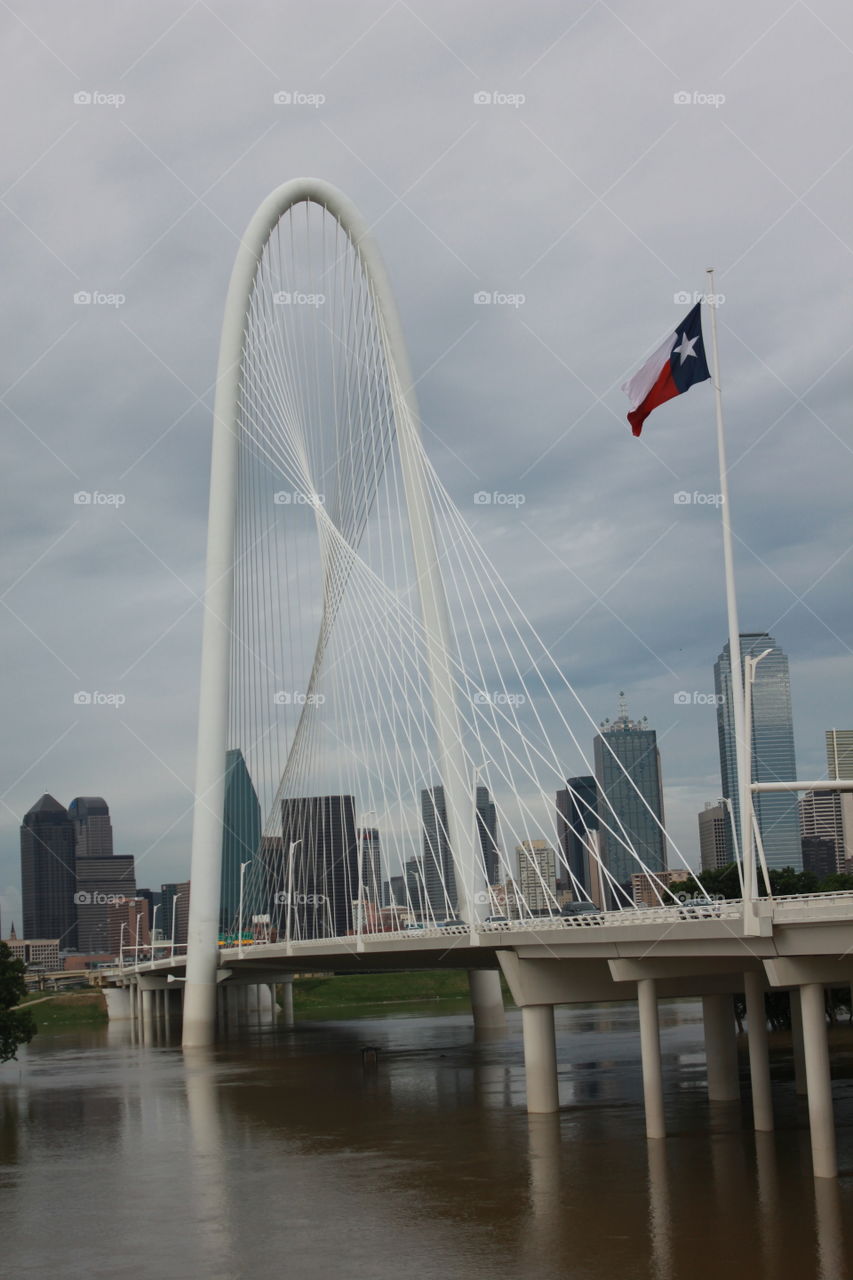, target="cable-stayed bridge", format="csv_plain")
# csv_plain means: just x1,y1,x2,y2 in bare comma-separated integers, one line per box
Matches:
101,179,853,1181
